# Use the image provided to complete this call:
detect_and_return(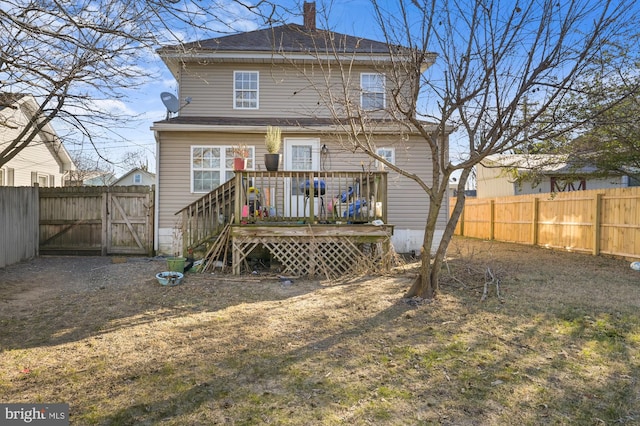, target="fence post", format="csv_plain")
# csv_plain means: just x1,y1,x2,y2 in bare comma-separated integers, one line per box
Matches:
101,192,108,256
489,199,495,240
459,200,465,236
531,198,539,246
593,193,602,256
